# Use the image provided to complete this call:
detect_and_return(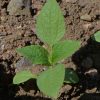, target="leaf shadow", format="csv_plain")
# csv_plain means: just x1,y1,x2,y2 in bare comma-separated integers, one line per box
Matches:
70,38,100,99
79,93,100,100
